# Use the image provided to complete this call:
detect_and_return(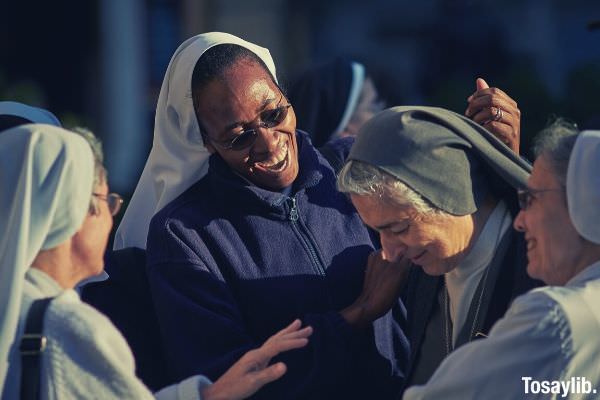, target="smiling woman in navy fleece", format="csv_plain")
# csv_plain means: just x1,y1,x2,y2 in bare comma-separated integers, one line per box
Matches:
132,33,410,399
